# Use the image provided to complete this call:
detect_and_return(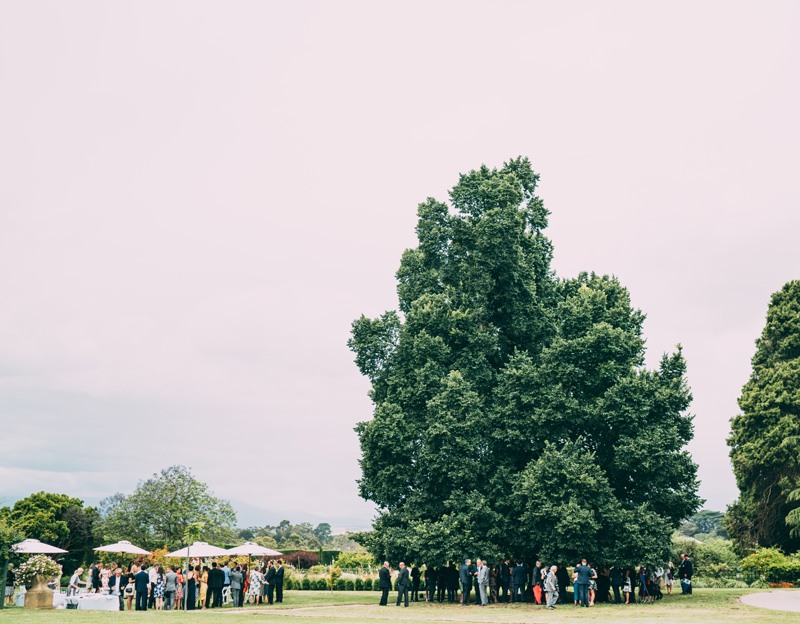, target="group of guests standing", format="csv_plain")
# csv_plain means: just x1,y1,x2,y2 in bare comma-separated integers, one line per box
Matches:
64,559,285,611
243,560,285,606
376,555,694,609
